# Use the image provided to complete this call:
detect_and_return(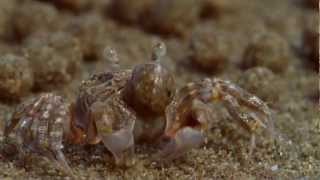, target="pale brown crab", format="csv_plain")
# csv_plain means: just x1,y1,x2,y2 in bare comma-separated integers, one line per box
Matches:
3,41,274,177
3,93,75,177
161,77,274,159
72,41,274,163
71,41,175,165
